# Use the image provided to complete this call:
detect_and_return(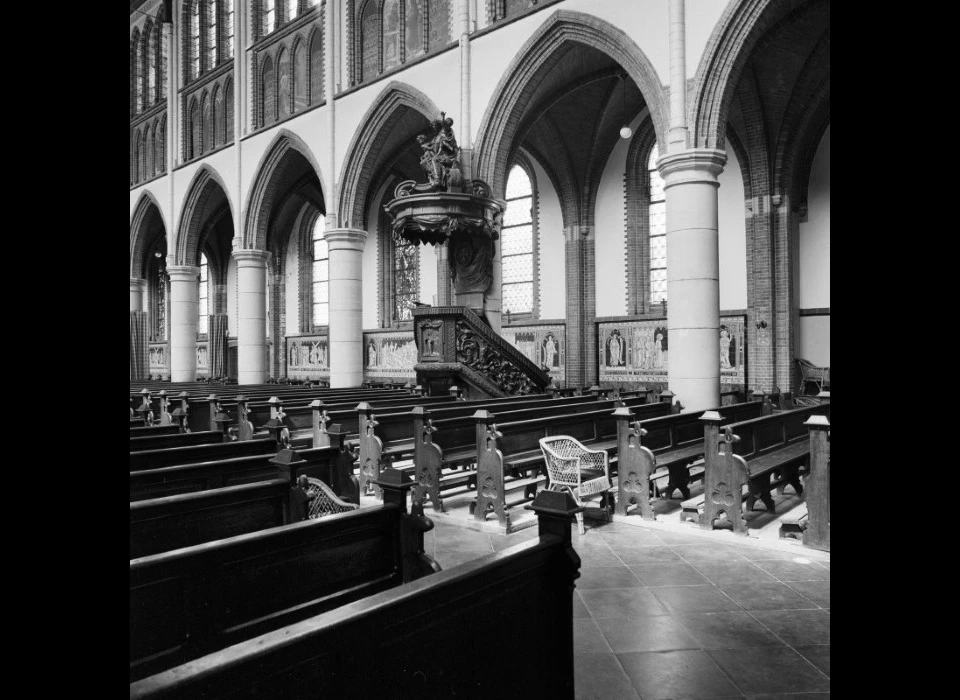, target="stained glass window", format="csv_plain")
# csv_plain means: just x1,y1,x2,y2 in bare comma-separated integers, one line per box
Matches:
264,0,276,35
393,228,419,321
199,253,209,333
649,144,667,305
132,30,142,113
191,1,201,79
146,32,156,104
206,0,218,68
287,0,296,22
406,0,424,57
312,217,329,327
383,0,400,70
225,0,234,59
501,164,534,314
